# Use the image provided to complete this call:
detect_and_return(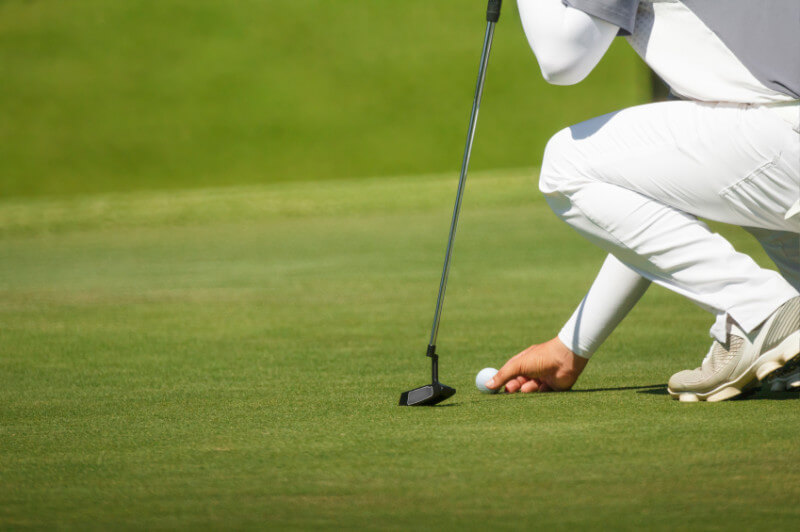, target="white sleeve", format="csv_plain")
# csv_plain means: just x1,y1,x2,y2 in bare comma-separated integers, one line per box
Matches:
558,254,651,358
517,0,620,85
